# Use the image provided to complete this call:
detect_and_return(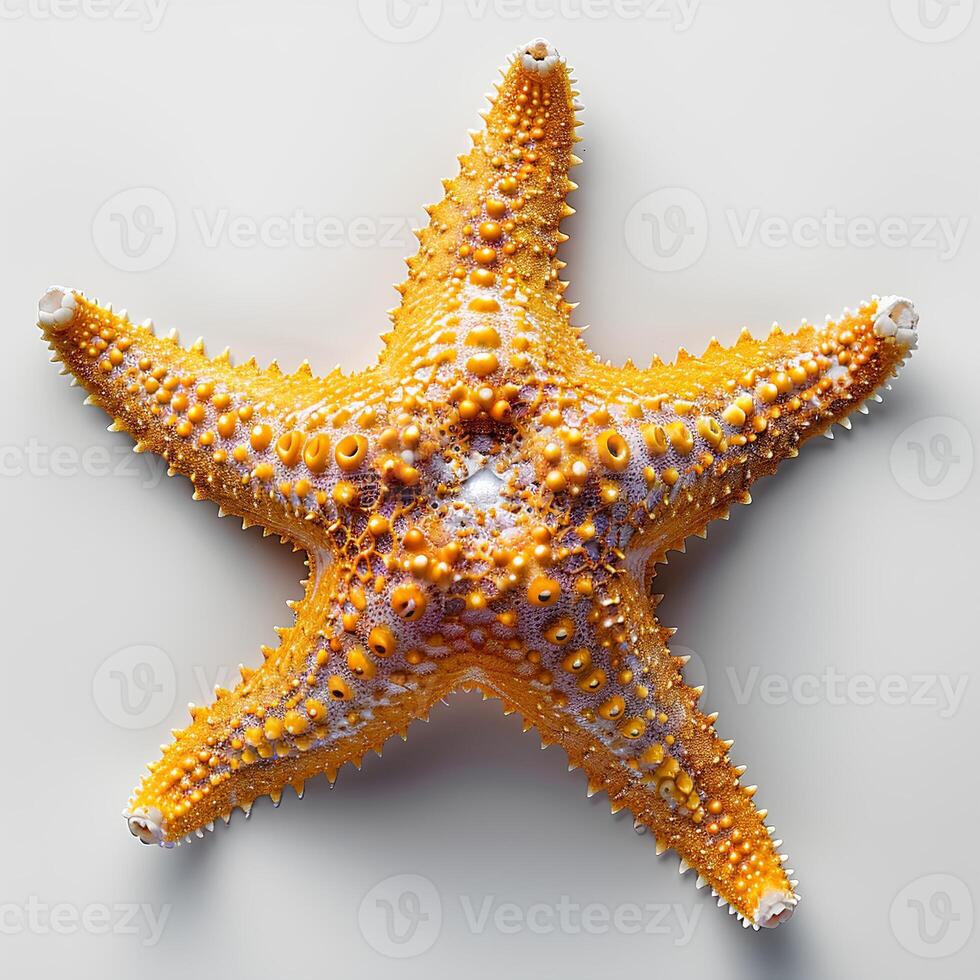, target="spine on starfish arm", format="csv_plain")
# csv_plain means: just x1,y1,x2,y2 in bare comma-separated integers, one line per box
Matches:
599,296,919,563
37,286,380,550
382,39,585,370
